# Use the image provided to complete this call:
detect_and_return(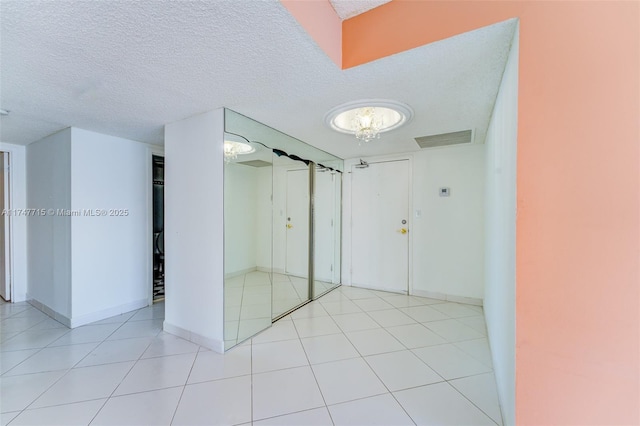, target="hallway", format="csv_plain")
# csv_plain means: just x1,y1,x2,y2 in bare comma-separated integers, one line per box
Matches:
1,286,502,425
